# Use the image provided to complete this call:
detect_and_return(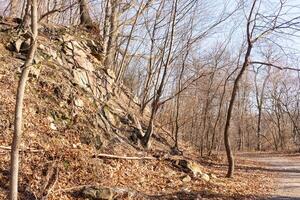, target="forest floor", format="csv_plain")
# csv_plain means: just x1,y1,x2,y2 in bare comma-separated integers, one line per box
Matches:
239,152,300,200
